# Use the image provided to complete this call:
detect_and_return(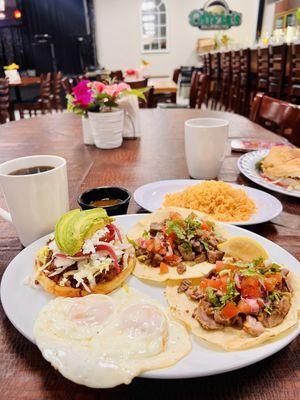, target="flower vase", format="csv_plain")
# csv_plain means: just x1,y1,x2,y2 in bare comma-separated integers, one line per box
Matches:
82,116,94,145
4,69,21,84
88,109,124,149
